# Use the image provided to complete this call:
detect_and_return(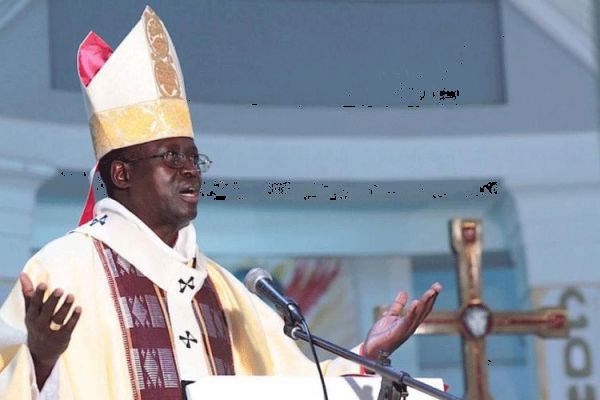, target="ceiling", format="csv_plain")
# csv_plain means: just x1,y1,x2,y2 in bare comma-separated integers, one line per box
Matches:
48,0,505,107
0,0,596,138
